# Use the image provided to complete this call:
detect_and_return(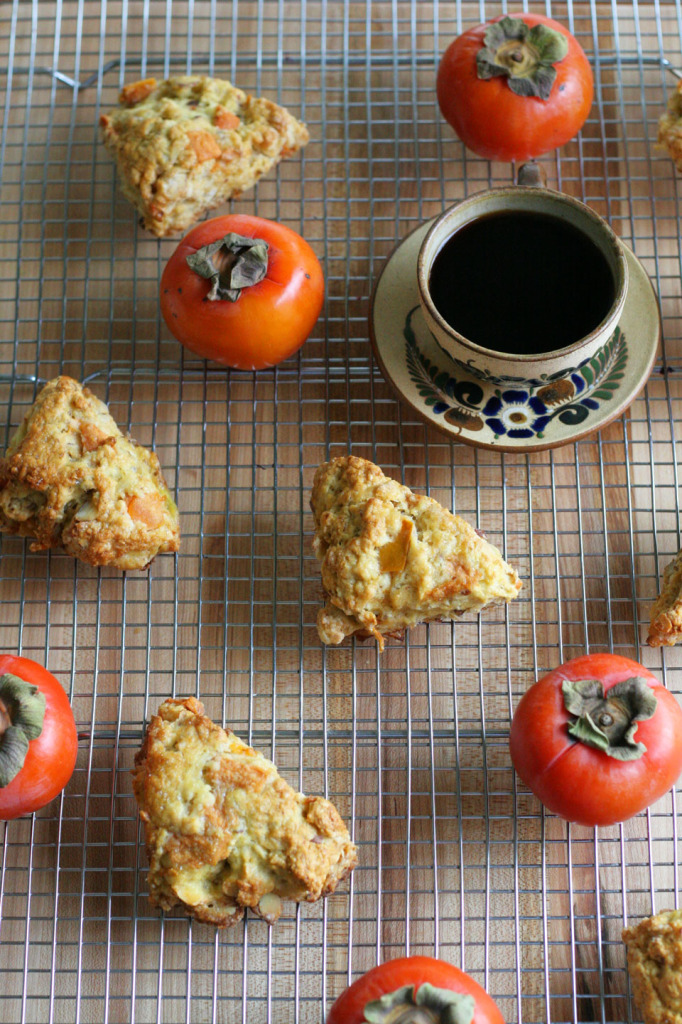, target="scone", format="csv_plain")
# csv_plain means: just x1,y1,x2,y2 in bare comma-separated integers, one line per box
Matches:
623,910,682,1024
0,377,179,570
100,75,309,236
311,455,522,648
658,82,682,173
133,698,357,927
648,549,682,646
